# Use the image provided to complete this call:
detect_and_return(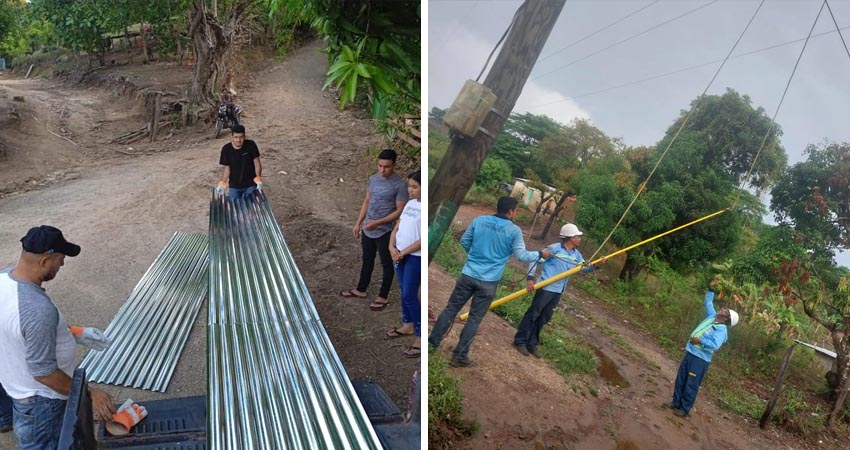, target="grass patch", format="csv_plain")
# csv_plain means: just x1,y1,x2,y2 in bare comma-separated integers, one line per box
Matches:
428,351,478,449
